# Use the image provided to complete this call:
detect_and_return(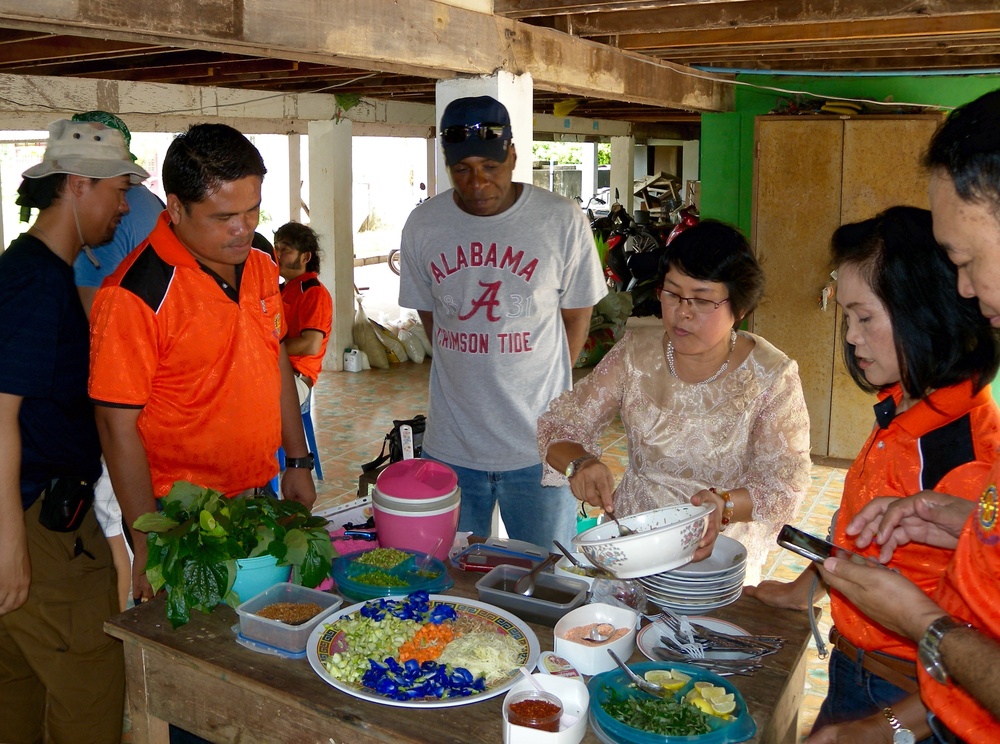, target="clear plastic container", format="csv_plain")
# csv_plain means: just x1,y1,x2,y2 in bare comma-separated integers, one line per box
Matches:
236,583,343,654
476,564,589,626
505,690,563,733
